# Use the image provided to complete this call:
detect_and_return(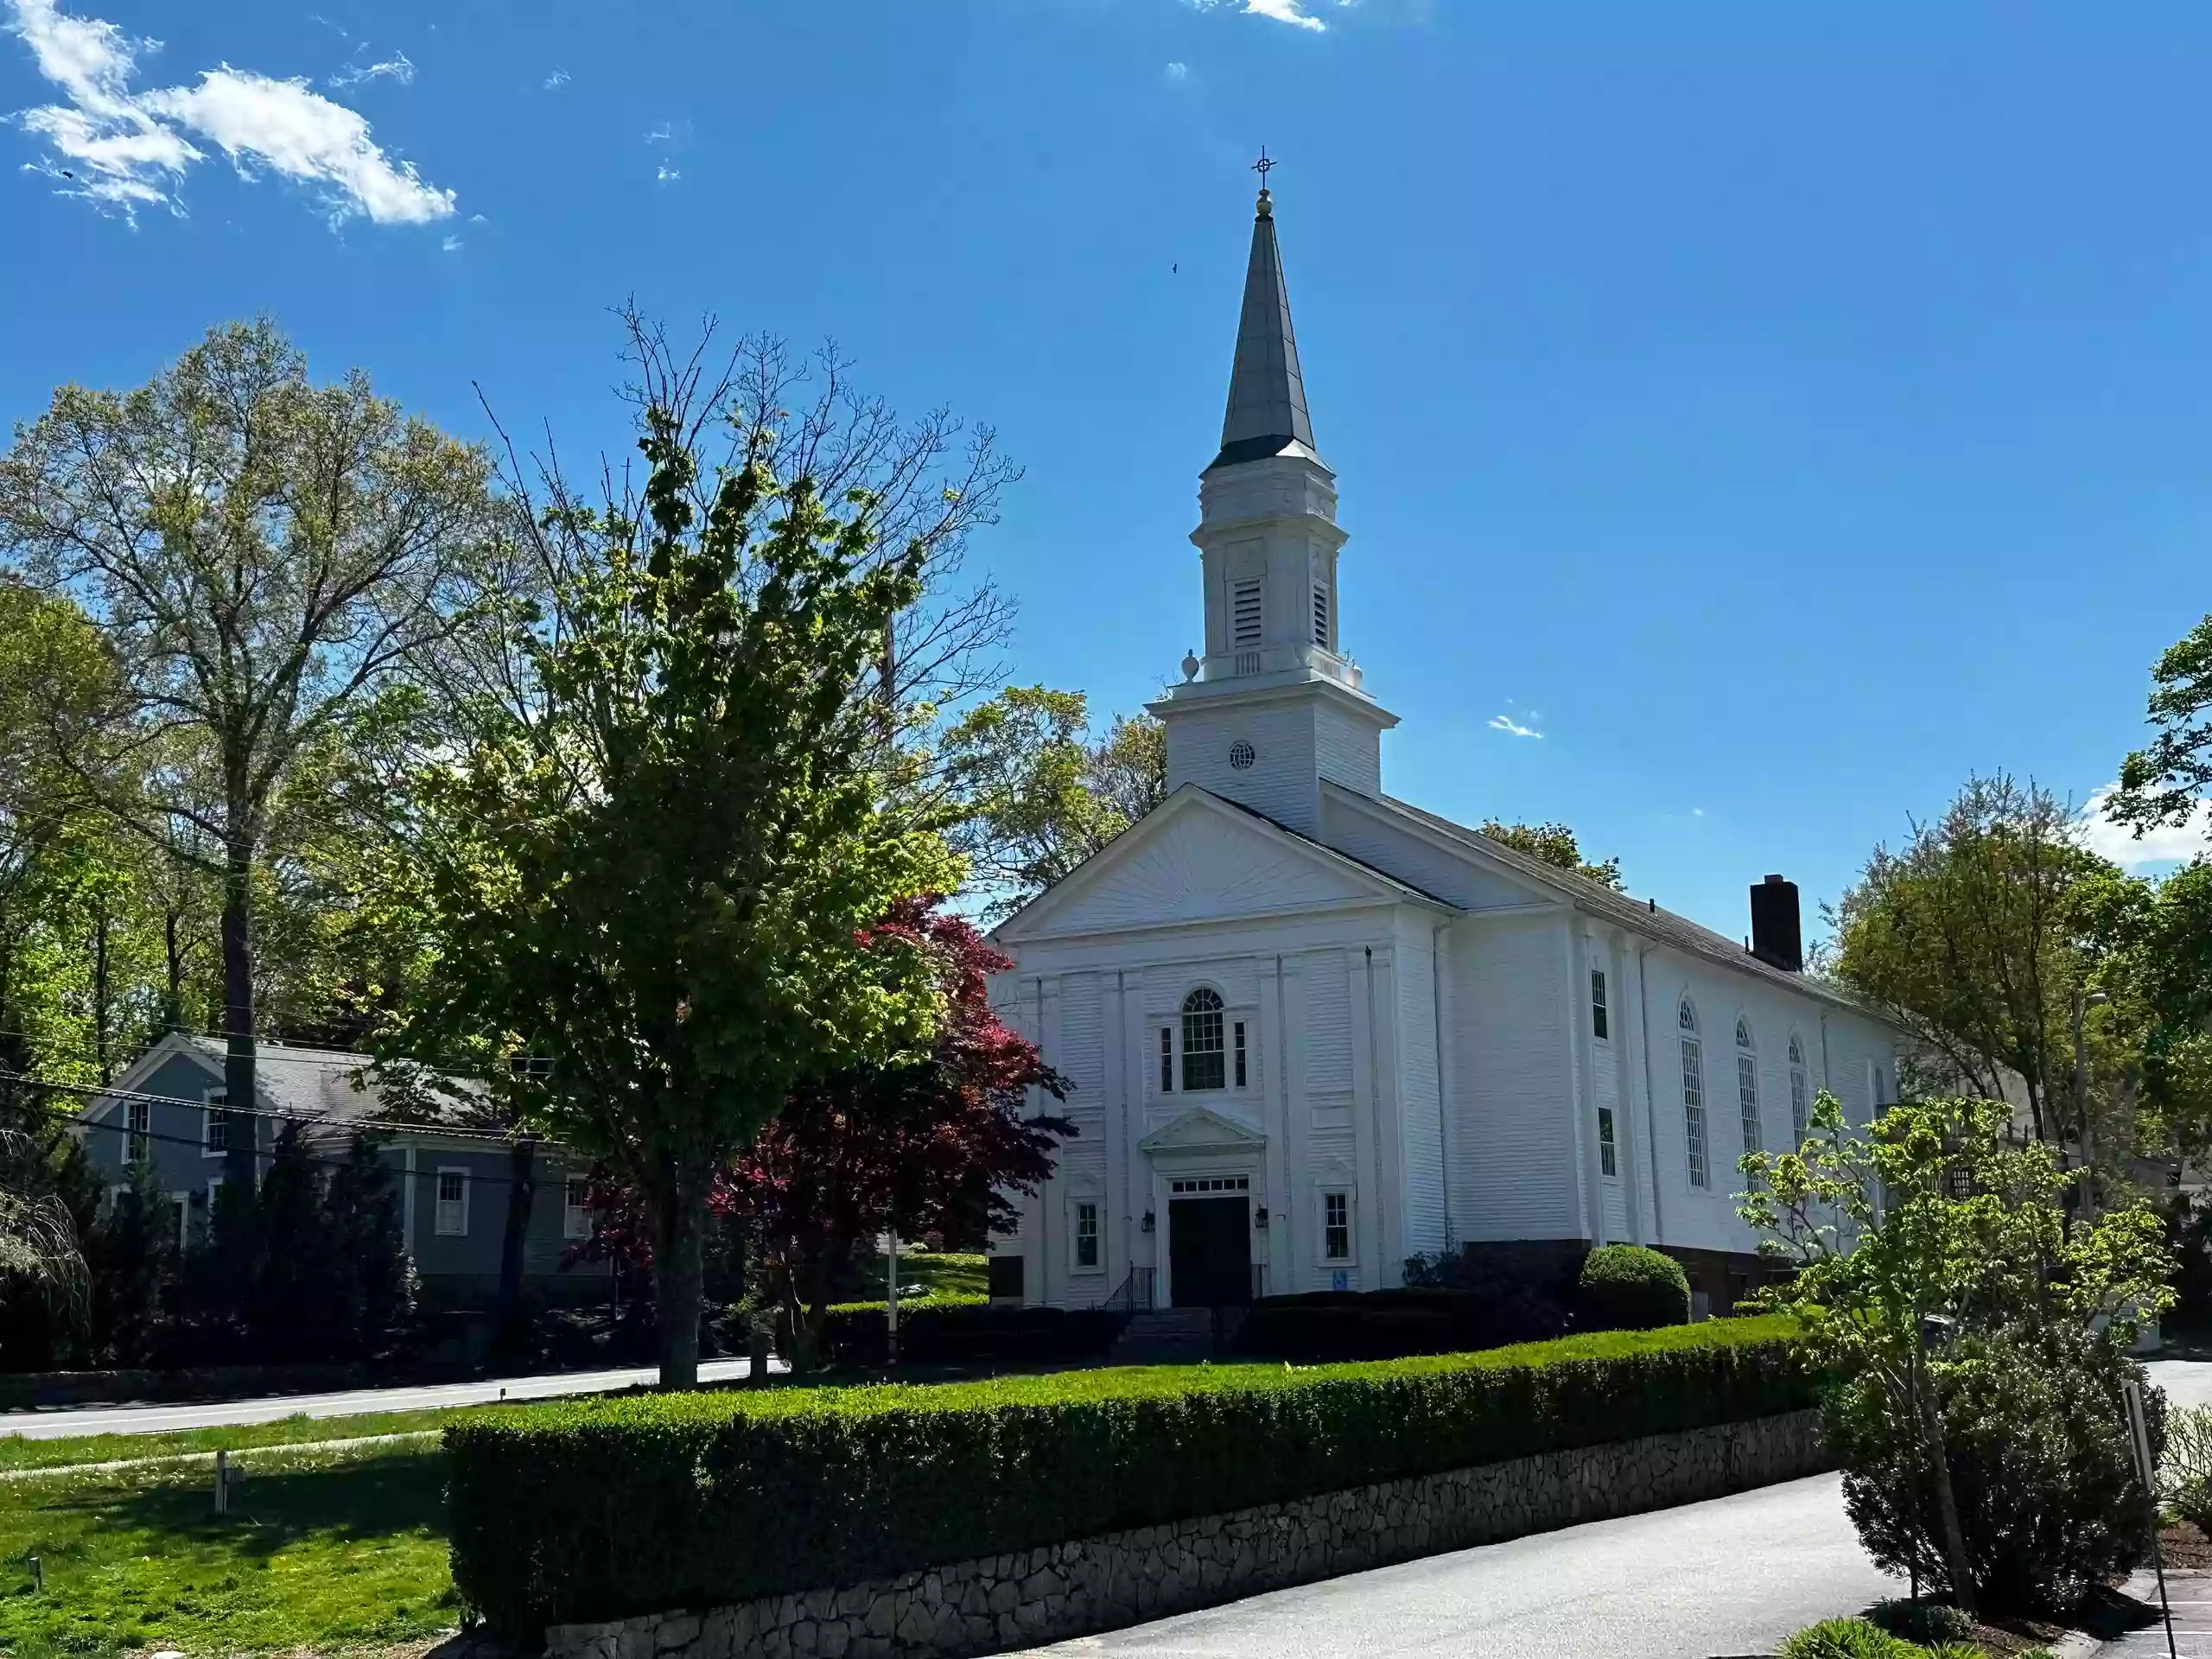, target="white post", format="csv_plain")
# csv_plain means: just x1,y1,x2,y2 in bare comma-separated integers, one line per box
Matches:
886,1229,899,1369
